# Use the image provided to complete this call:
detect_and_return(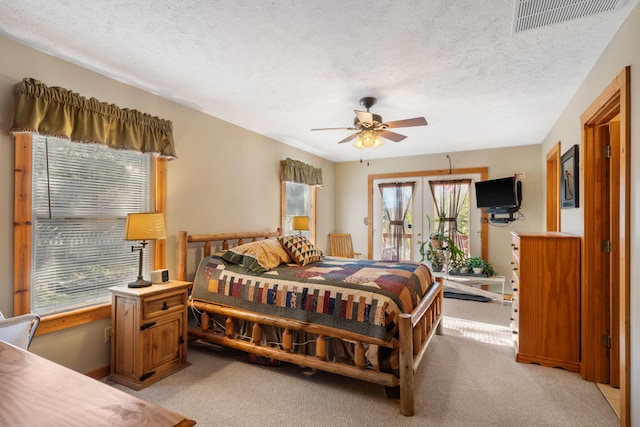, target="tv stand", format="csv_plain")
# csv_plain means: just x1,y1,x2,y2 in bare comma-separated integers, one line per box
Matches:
484,206,519,224
489,212,516,224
